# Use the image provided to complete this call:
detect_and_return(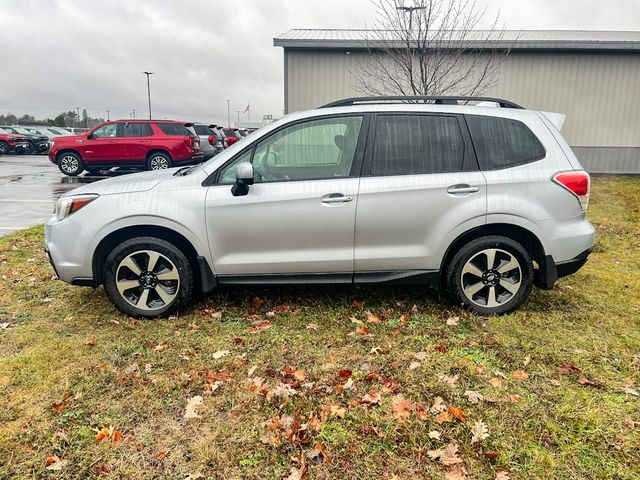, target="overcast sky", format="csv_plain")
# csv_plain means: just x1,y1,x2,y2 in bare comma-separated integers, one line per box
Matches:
1,0,639,125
